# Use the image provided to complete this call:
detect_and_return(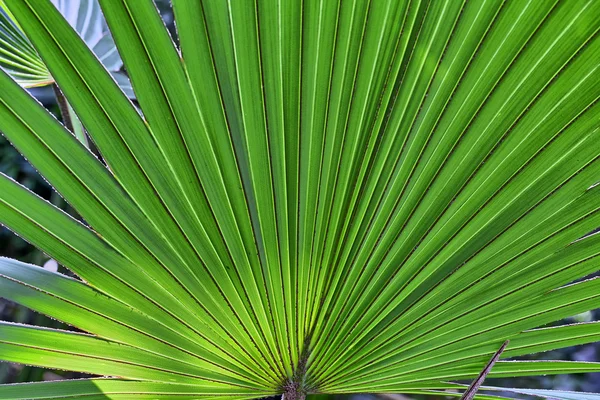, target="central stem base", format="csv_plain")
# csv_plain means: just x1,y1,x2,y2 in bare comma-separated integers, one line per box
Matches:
282,335,311,400
282,381,306,400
